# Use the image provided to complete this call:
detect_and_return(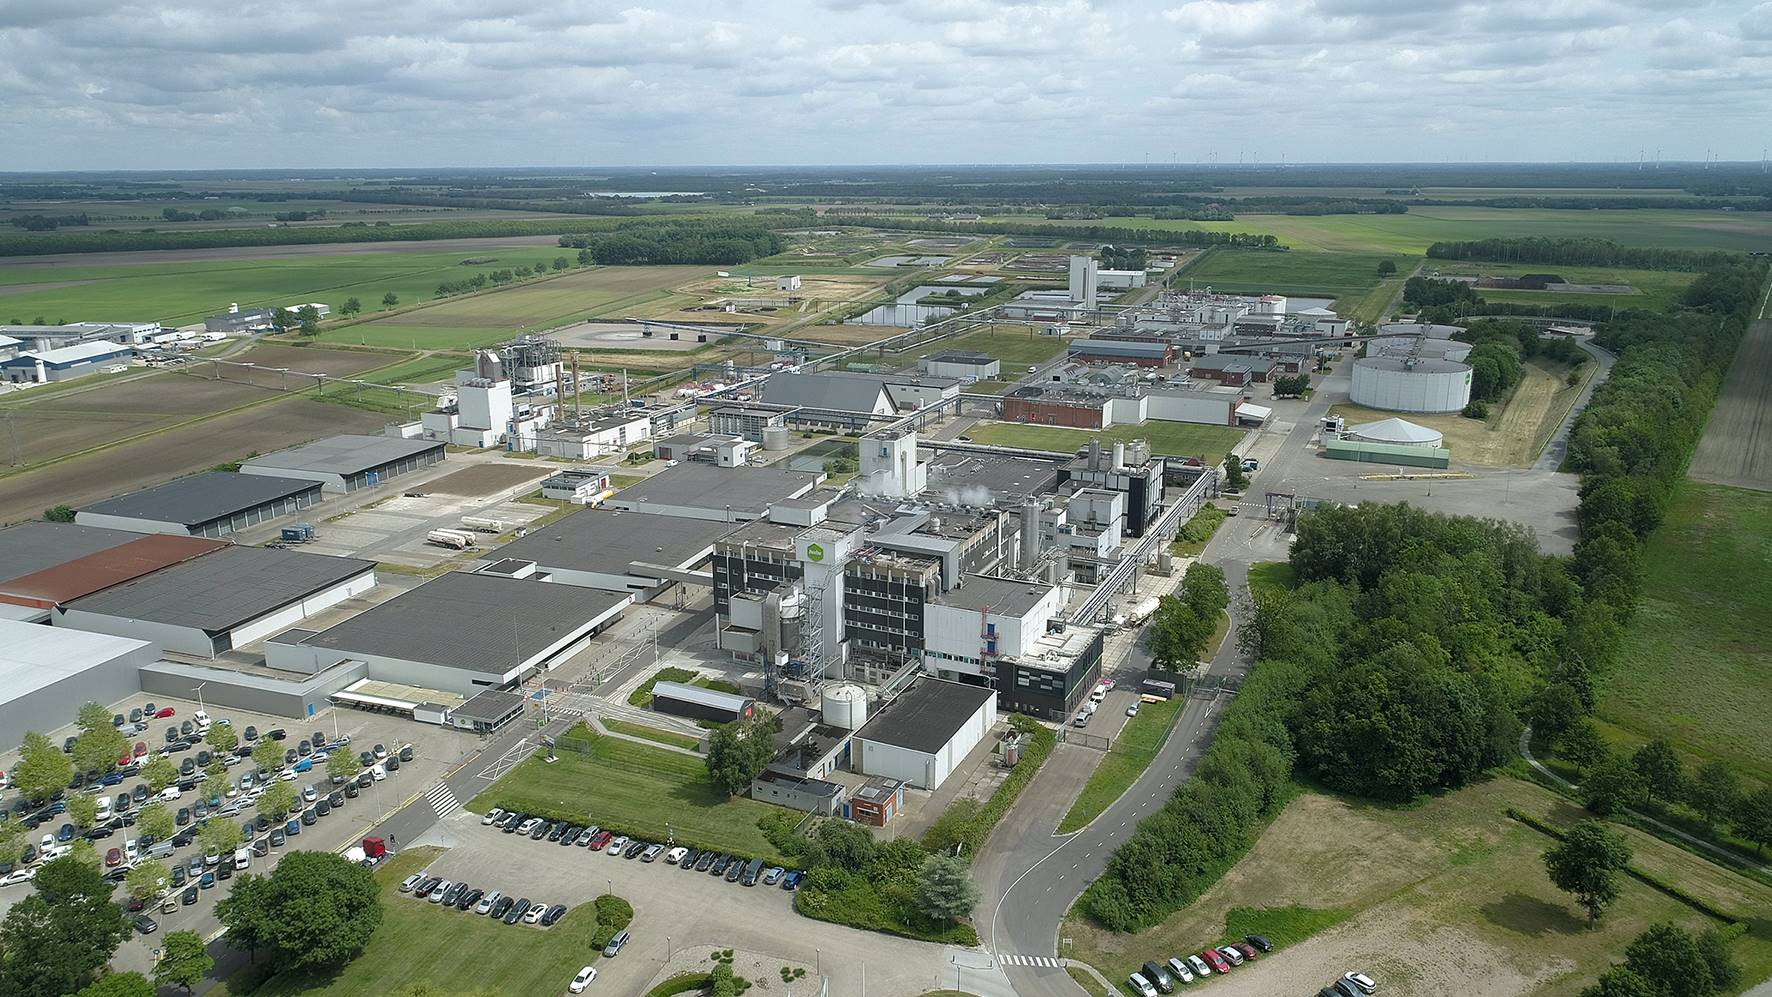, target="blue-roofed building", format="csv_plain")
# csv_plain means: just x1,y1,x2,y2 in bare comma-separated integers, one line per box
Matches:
1,340,134,384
